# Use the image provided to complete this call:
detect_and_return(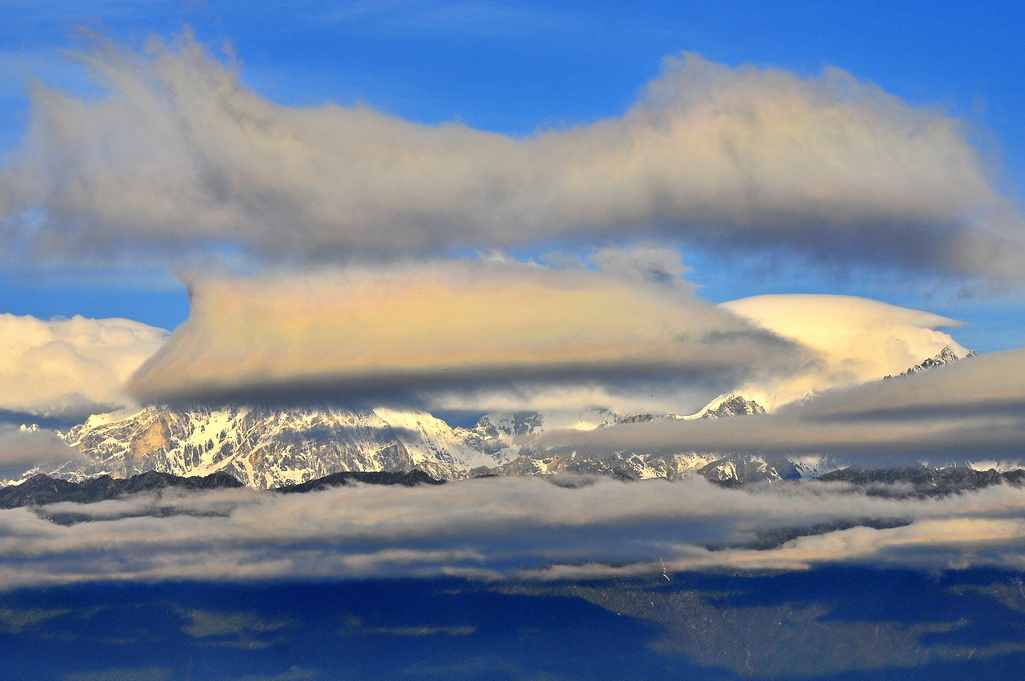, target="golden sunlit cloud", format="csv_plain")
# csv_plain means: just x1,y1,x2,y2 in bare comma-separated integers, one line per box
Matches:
0,313,167,419
128,260,812,409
